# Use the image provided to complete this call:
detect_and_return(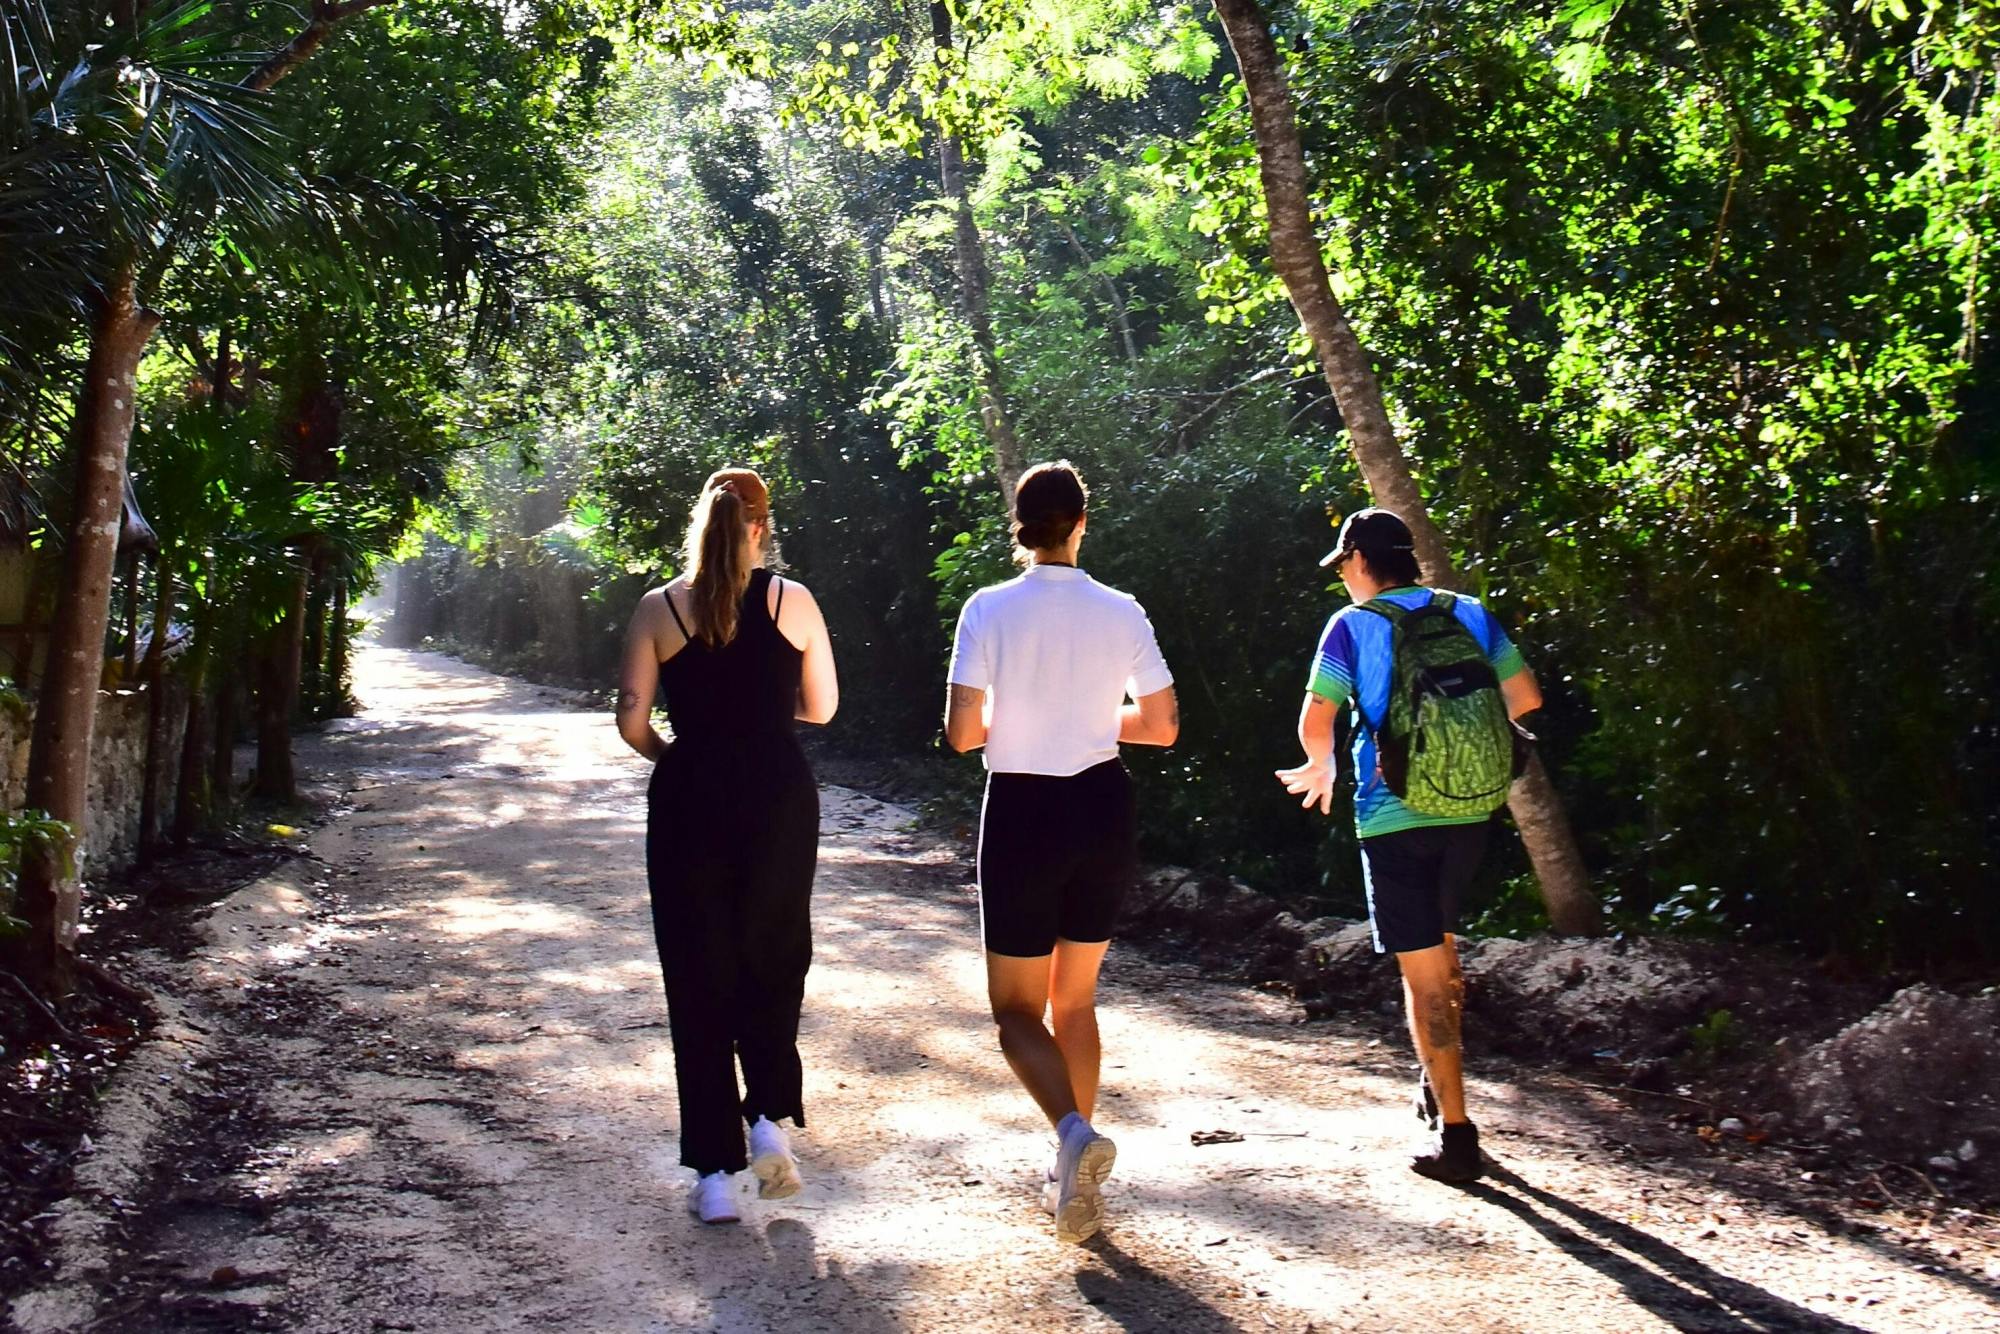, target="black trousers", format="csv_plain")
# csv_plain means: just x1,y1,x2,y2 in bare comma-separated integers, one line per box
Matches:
646,741,818,1175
